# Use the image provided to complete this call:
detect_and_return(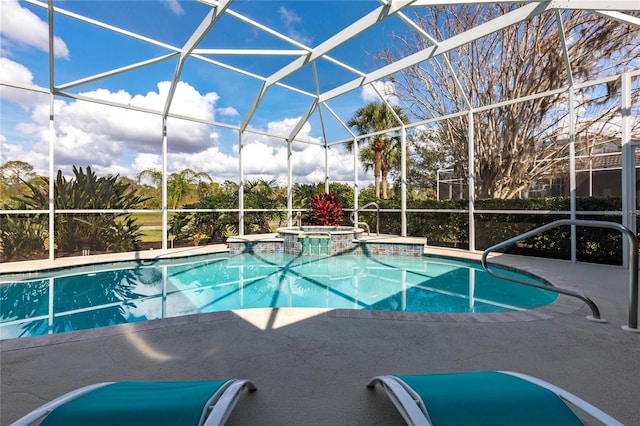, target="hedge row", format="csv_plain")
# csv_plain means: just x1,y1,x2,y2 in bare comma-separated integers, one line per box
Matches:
355,197,630,265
